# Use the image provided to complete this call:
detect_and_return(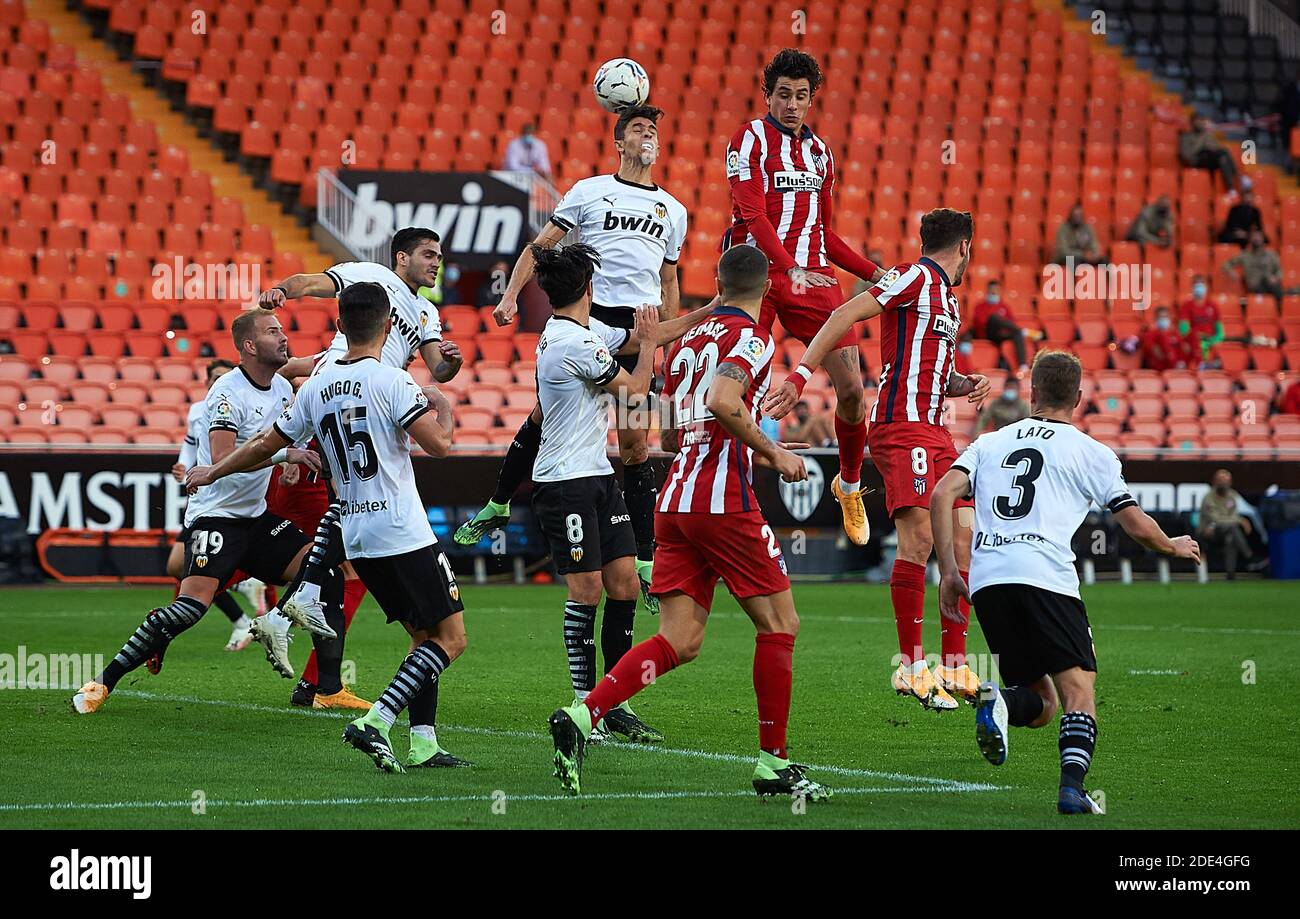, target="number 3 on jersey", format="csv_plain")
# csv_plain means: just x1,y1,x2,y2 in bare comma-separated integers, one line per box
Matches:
670,342,720,425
